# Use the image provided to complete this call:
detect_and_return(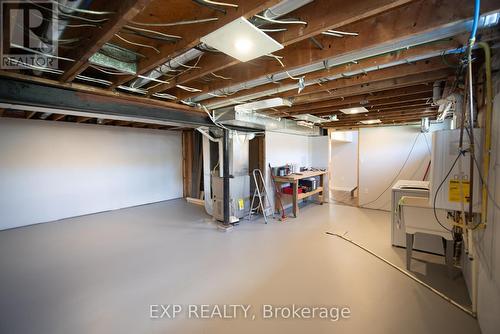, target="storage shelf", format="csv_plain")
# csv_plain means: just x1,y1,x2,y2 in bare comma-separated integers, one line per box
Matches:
281,186,323,200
